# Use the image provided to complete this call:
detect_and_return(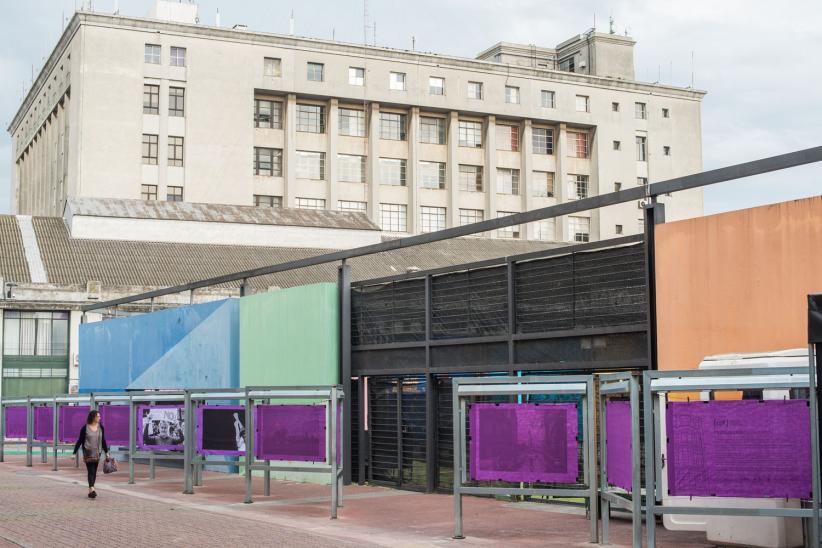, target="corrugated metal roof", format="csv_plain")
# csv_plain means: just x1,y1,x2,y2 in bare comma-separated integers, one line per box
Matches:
6,216,562,291
65,197,380,231
0,216,31,283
